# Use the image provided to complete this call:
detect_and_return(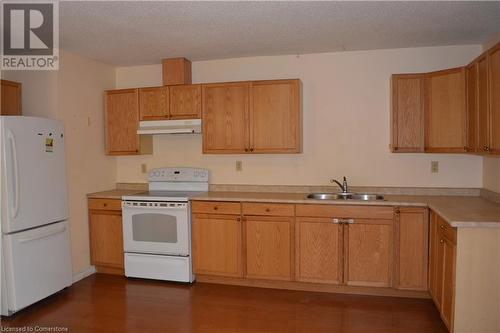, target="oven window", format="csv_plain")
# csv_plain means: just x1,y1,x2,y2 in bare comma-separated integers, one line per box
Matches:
132,213,178,243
